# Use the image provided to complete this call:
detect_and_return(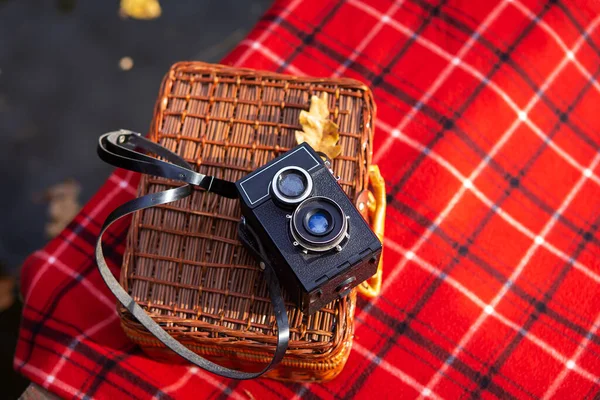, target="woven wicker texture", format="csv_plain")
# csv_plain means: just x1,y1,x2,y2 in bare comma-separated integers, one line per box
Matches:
119,62,376,380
